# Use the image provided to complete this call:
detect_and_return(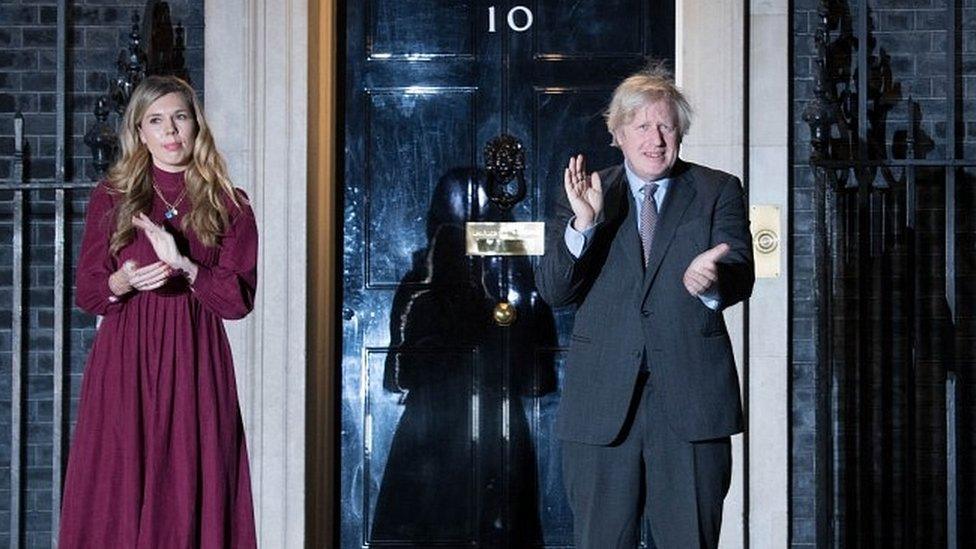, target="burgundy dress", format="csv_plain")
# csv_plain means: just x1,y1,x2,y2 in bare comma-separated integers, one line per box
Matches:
59,166,258,548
